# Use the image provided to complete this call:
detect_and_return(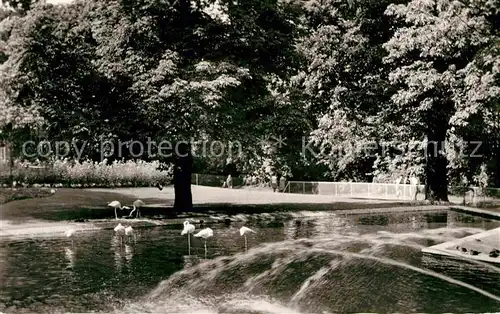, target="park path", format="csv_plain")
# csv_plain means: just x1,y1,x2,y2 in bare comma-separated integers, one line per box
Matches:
86,185,407,206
